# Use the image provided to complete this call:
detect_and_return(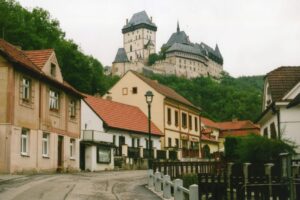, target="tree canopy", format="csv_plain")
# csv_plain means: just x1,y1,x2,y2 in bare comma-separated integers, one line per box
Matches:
147,73,264,122
0,0,118,94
